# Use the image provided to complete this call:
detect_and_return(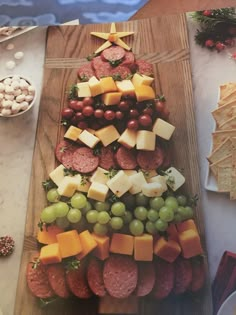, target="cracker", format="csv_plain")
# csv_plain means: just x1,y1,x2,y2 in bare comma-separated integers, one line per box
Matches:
219,82,236,100
208,137,232,164
210,154,232,177
219,116,236,130
212,130,236,150
218,82,236,105
212,100,236,127
217,166,232,192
